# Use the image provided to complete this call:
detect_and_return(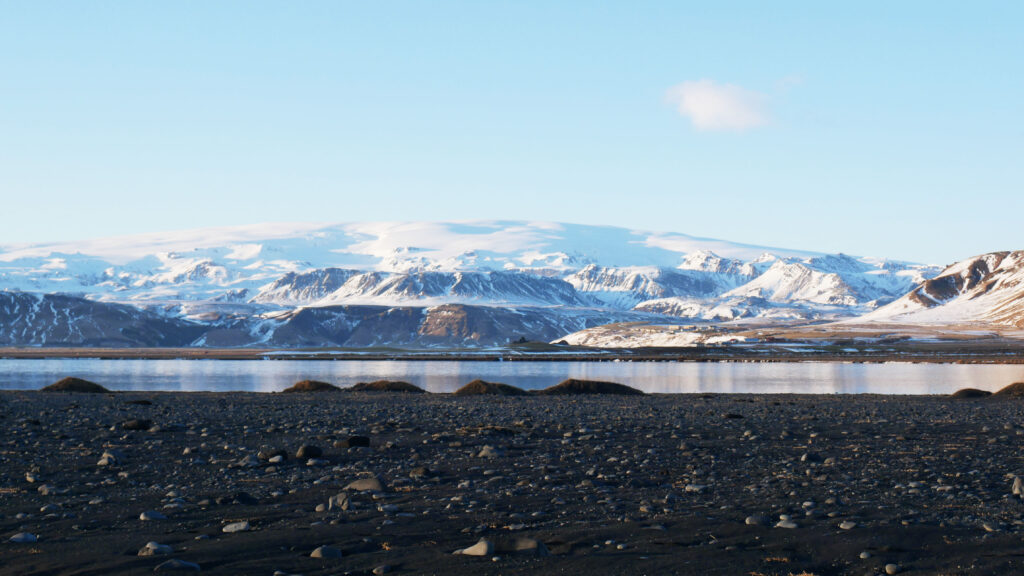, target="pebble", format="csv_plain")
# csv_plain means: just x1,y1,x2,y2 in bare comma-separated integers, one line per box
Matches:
839,520,857,530
140,510,167,521
775,519,798,529
222,521,250,533
372,565,391,575
885,563,901,575
9,532,38,543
